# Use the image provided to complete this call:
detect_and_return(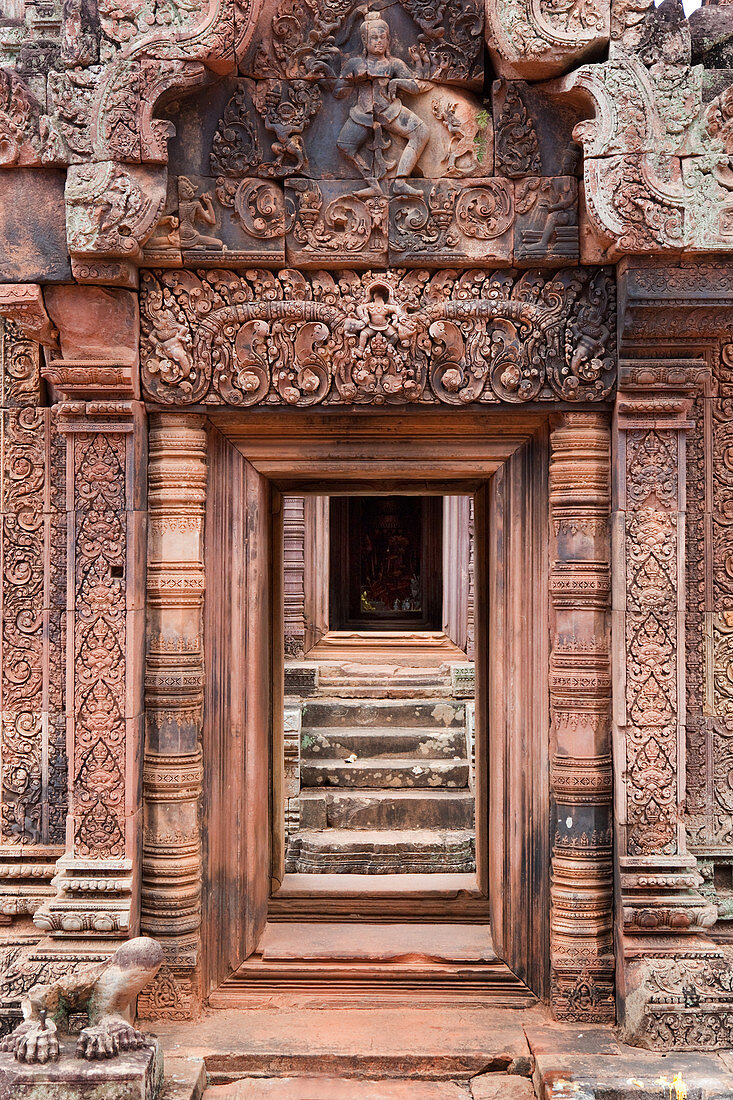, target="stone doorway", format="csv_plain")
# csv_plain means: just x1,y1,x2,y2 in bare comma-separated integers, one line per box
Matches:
329,495,443,631
184,406,569,1009
281,490,476,882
